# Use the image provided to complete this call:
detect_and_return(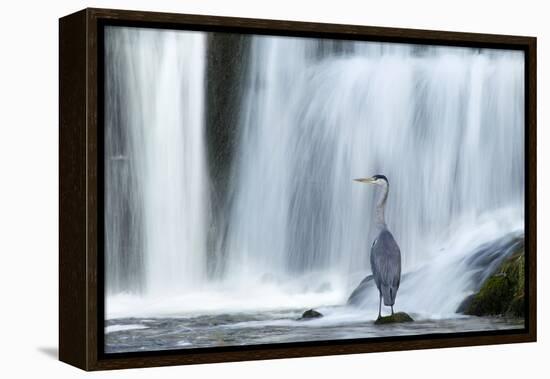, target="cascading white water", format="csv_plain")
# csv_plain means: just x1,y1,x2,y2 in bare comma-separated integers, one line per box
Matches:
104,30,524,320
223,36,524,316
104,27,209,304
